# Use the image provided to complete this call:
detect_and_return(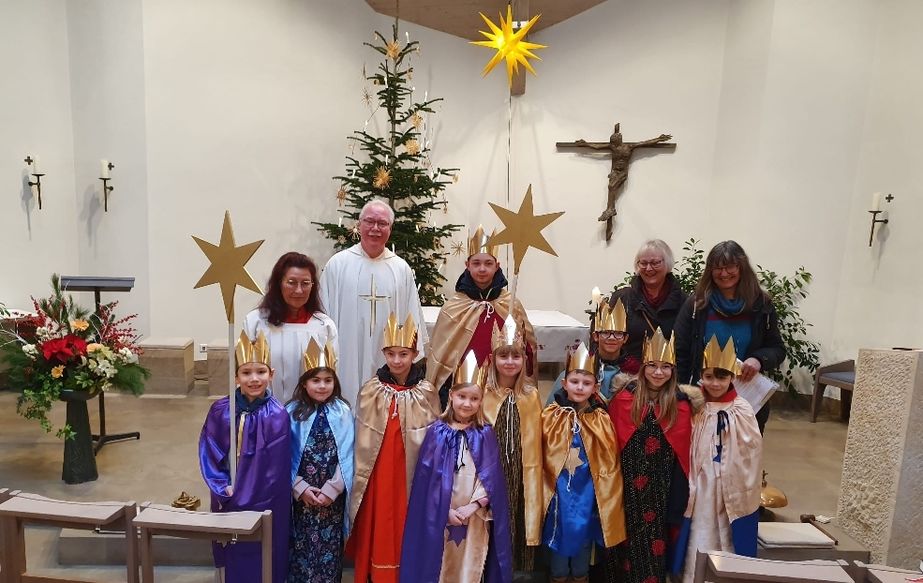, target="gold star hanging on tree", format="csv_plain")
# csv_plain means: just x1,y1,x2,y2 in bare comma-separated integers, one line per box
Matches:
373,166,392,189
336,185,348,206
404,139,421,156
192,211,264,322
410,112,423,129
362,88,373,107
487,185,564,275
471,5,547,88
450,241,465,256
386,40,401,60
